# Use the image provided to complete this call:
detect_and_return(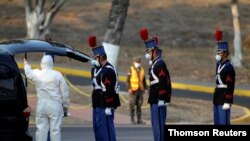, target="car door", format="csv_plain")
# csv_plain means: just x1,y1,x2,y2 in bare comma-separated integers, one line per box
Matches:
0,51,31,140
